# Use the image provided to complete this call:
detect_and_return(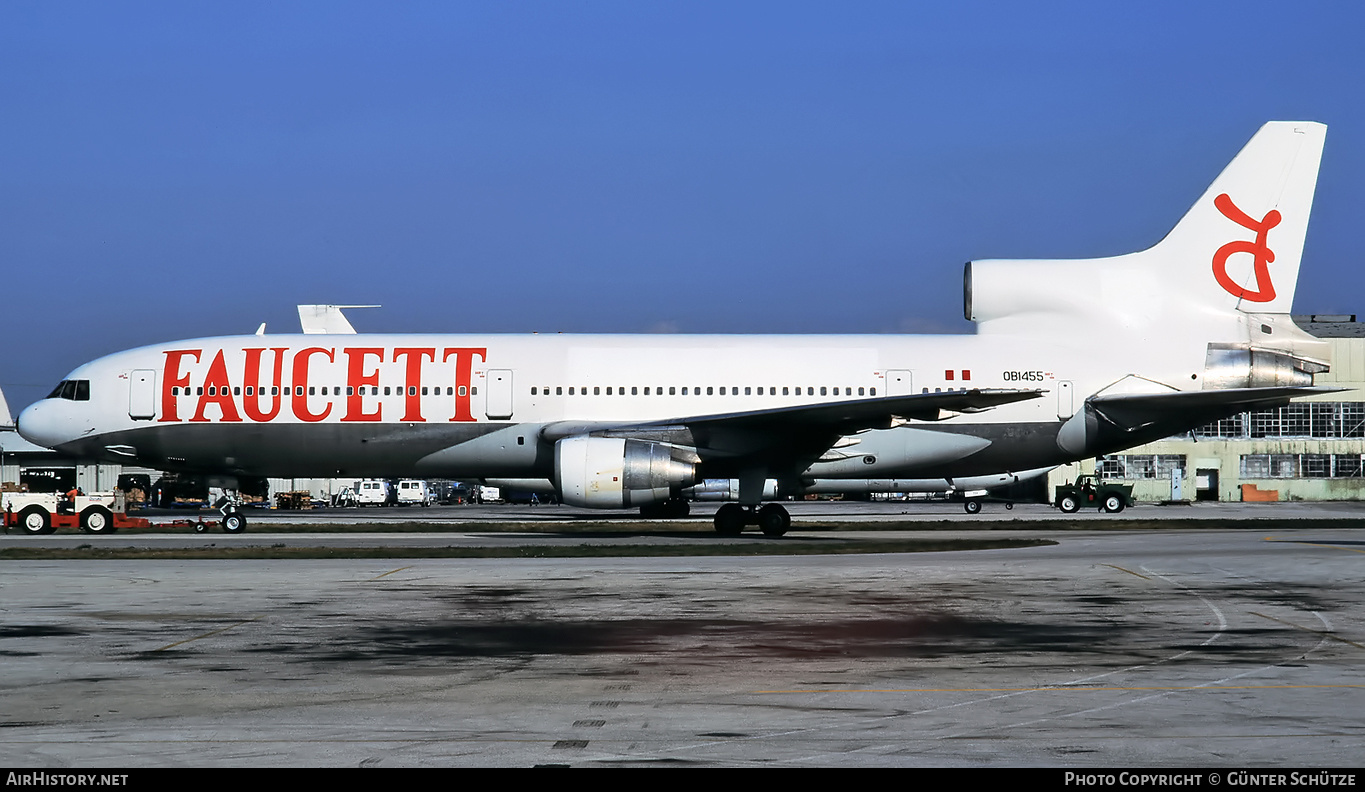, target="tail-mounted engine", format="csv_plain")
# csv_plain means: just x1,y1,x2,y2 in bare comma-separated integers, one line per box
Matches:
1202,343,1328,389
554,436,700,508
